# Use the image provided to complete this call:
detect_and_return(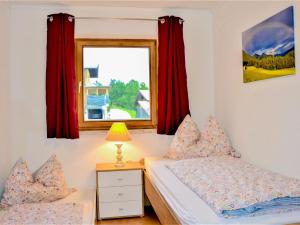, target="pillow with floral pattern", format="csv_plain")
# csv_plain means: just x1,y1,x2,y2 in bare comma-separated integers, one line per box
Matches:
0,155,74,207
1,159,34,206
165,115,207,159
35,155,71,192
198,116,232,156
